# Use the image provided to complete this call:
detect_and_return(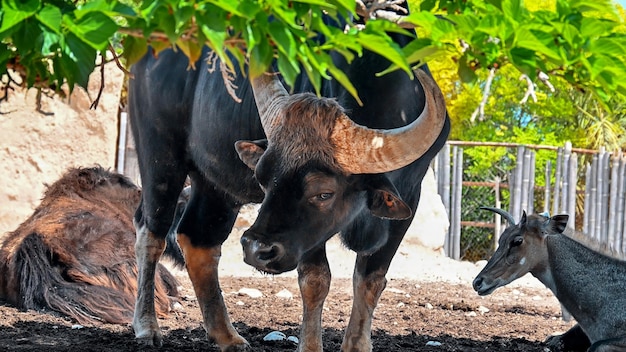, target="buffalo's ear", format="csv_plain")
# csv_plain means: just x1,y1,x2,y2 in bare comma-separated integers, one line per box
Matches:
235,139,268,170
365,175,412,220
549,214,569,234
